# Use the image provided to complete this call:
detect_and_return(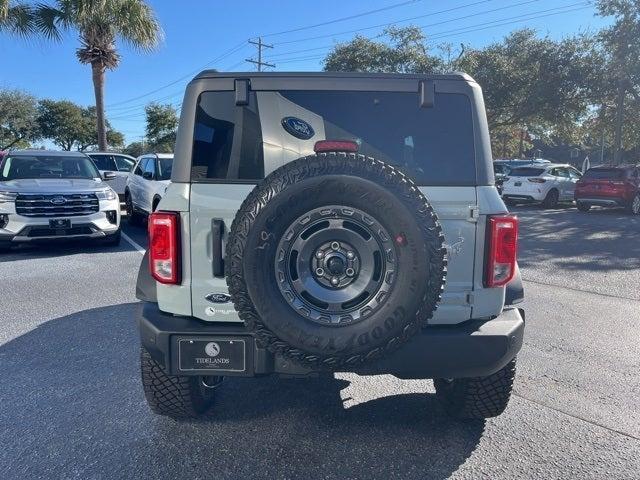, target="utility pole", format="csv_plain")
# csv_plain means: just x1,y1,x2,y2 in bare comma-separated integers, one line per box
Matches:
246,37,275,72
